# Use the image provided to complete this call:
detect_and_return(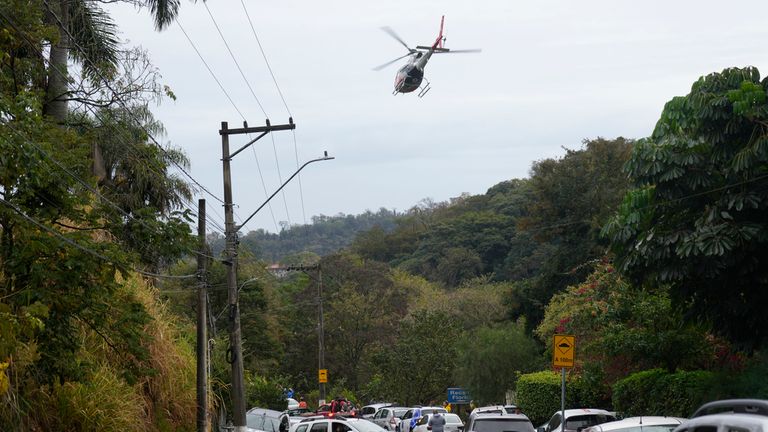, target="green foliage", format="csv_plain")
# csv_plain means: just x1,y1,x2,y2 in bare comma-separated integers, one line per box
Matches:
454,321,543,405
35,365,146,432
217,209,400,262
516,371,570,425
604,66,768,348
515,137,634,329
372,311,460,405
611,369,714,417
246,372,288,411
